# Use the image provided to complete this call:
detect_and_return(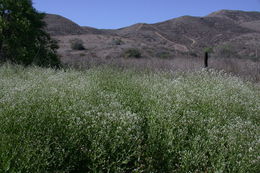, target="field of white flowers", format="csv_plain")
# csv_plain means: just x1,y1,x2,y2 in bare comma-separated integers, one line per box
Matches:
0,64,259,172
